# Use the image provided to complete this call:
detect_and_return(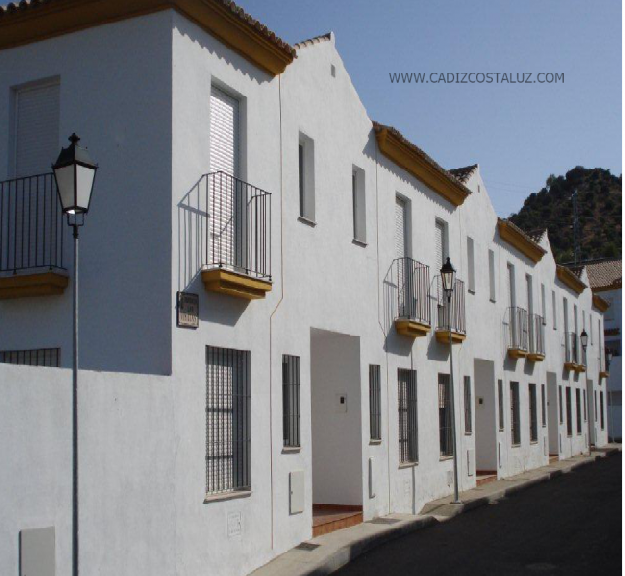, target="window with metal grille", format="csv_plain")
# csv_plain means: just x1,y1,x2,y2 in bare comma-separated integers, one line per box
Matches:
0,348,60,367
488,249,496,302
467,237,475,293
583,390,587,421
398,369,418,463
559,386,563,424
510,381,520,445
205,346,251,496
464,376,472,434
600,391,604,430
282,355,300,448
498,379,504,431
541,384,546,427
565,387,572,437
575,388,581,434
369,365,381,441
439,373,453,456
529,384,537,442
